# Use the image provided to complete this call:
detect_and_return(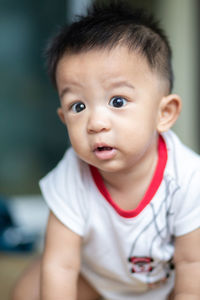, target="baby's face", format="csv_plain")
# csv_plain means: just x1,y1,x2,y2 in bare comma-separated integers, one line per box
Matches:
56,46,166,174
